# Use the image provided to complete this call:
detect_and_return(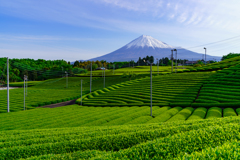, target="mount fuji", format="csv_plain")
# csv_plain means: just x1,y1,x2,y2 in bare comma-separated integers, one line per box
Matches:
89,35,221,62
